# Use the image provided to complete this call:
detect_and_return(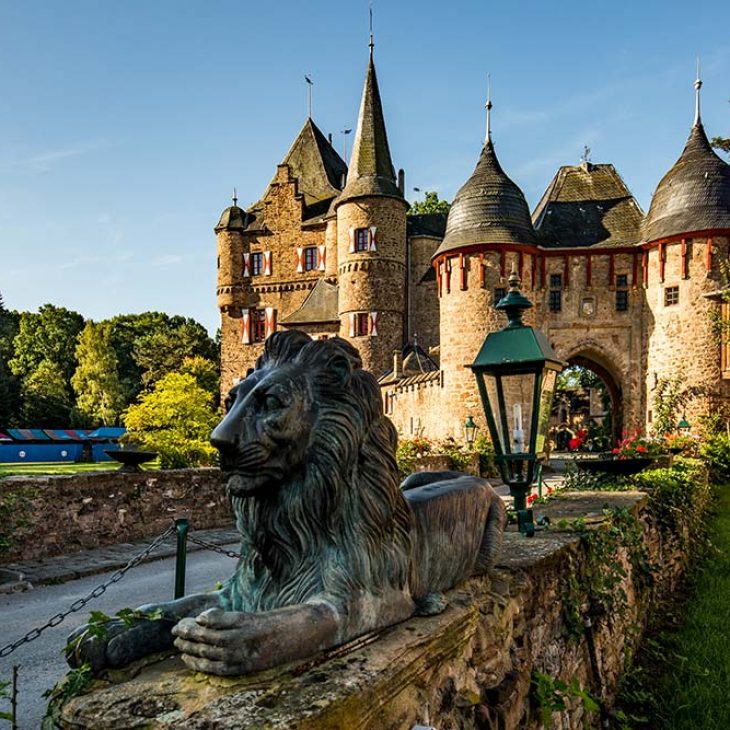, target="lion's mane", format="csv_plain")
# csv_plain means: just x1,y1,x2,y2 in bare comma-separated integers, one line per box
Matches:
227,332,413,614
